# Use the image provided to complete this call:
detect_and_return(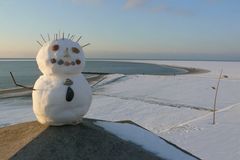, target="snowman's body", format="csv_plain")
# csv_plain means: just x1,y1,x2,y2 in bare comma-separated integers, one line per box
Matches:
32,37,92,126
